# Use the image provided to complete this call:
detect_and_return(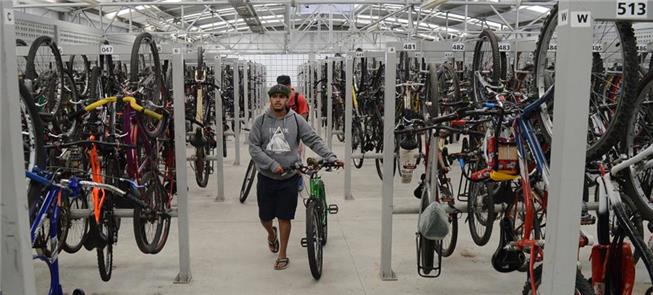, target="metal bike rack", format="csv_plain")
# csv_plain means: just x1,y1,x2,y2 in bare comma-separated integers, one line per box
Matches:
1,3,38,293
539,2,653,294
